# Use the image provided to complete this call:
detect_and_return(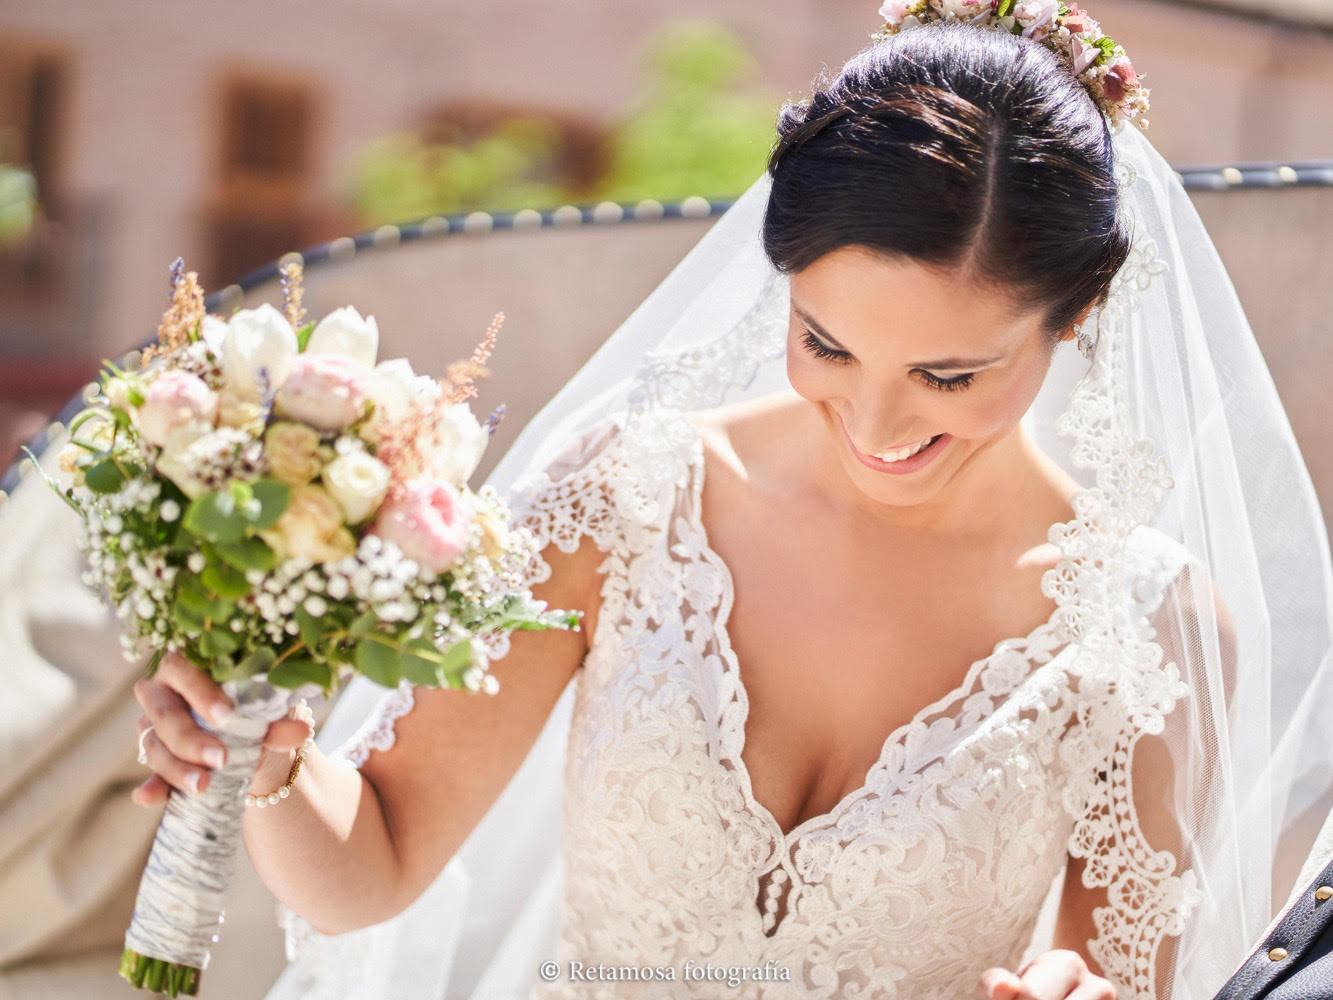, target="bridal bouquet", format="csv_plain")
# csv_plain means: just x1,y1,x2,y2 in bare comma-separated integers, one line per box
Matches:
23,258,581,996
